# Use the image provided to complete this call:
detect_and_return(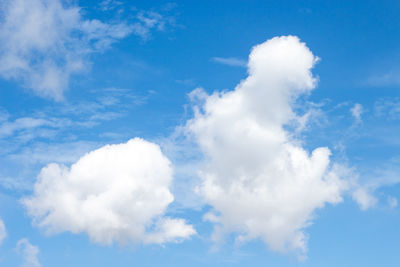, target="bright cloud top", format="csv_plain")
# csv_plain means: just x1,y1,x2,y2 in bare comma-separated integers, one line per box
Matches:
22,138,195,245
0,0,168,100
186,36,347,255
